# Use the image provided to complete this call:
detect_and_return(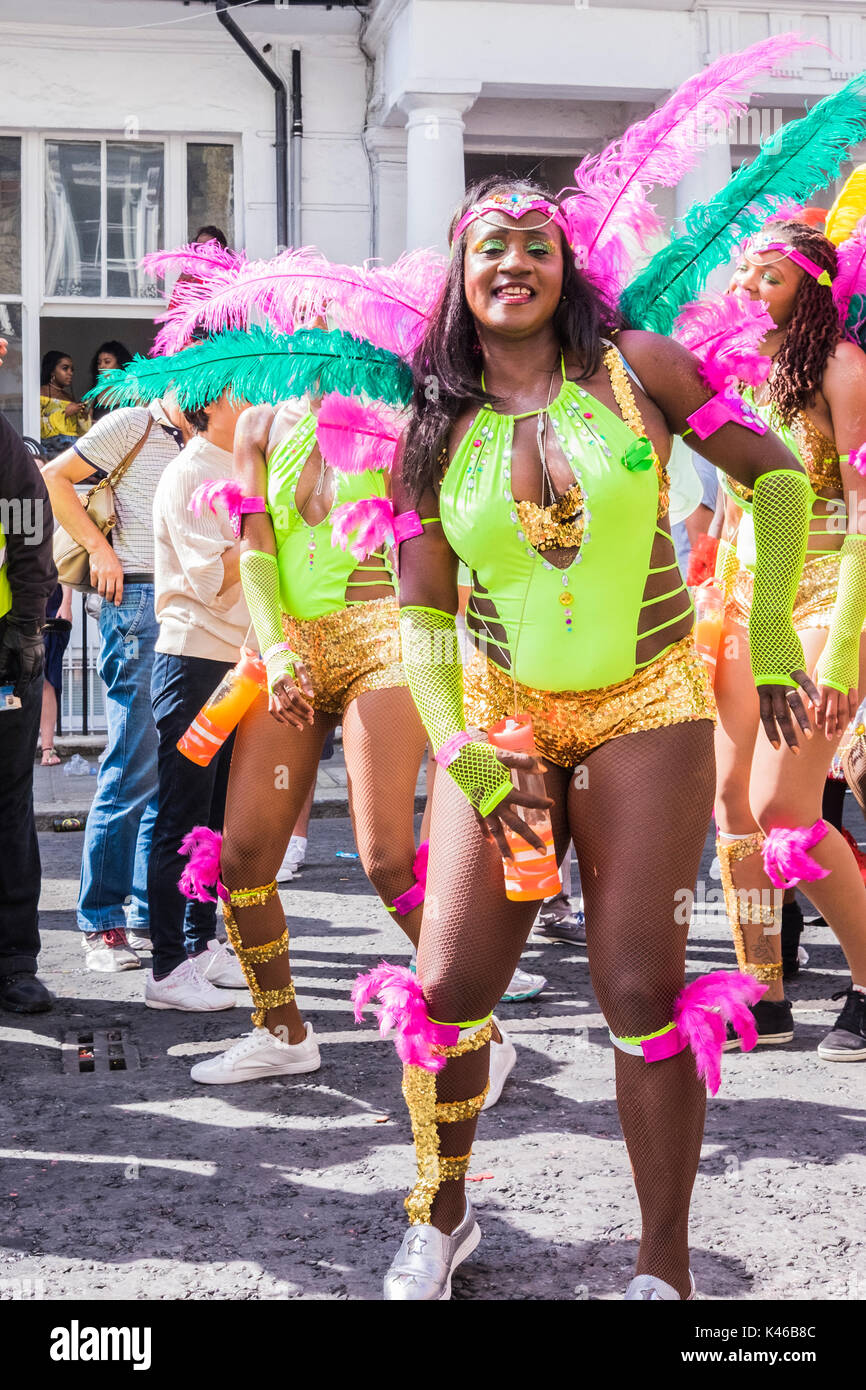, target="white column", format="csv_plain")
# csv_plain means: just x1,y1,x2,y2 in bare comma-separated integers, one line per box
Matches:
674,138,732,295
400,92,478,252
365,126,408,263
